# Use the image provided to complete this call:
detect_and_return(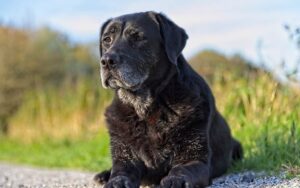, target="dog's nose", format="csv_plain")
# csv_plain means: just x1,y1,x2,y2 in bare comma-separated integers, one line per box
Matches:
100,54,117,69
